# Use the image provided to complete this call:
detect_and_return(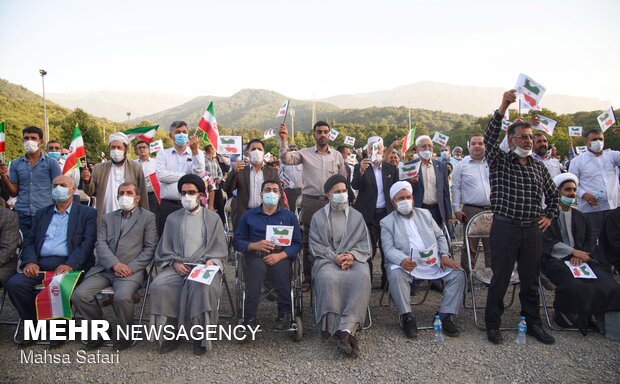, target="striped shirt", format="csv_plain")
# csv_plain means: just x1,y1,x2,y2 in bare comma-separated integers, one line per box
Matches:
484,111,559,222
